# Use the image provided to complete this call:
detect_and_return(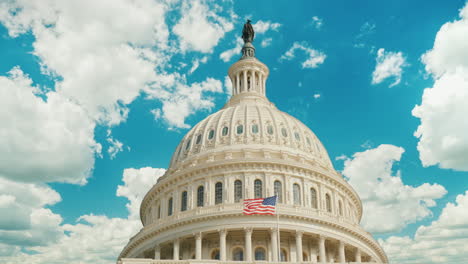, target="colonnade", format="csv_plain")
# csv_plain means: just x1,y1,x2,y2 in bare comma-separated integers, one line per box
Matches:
152,228,368,263
232,69,266,96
